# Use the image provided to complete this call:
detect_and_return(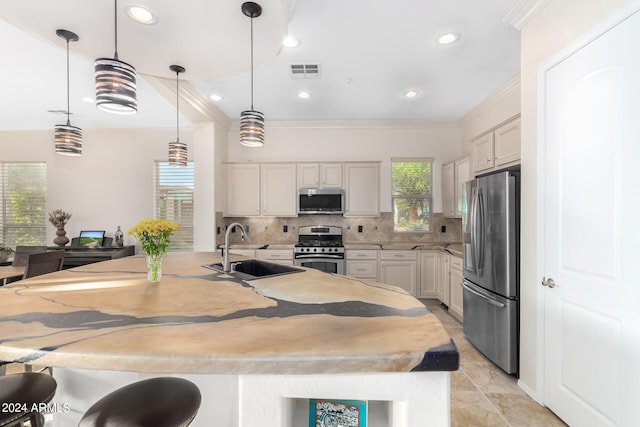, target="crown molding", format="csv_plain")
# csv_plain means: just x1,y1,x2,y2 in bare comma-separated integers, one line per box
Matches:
459,74,521,127
503,0,552,30
228,119,460,131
